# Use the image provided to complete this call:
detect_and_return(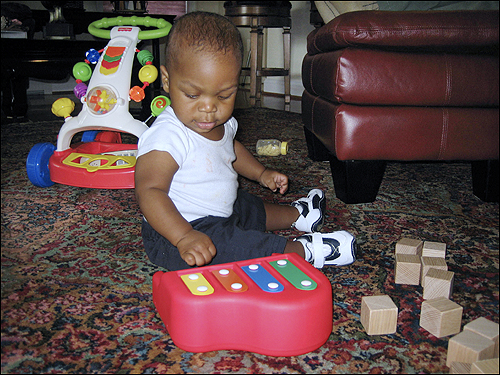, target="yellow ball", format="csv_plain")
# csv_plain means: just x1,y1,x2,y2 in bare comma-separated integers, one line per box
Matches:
138,64,158,84
51,98,75,118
